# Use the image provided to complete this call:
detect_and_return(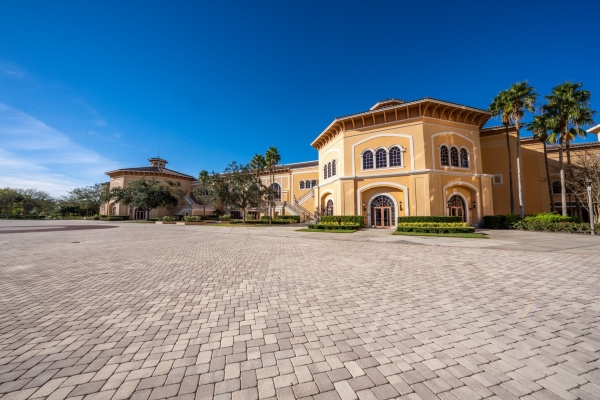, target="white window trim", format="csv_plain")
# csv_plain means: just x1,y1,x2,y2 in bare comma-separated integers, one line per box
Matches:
438,143,471,170
431,131,478,173
359,145,406,172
